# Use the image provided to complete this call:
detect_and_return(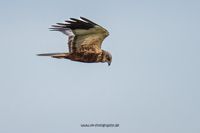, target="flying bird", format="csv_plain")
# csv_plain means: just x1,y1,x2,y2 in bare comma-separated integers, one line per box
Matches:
38,17,112,66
